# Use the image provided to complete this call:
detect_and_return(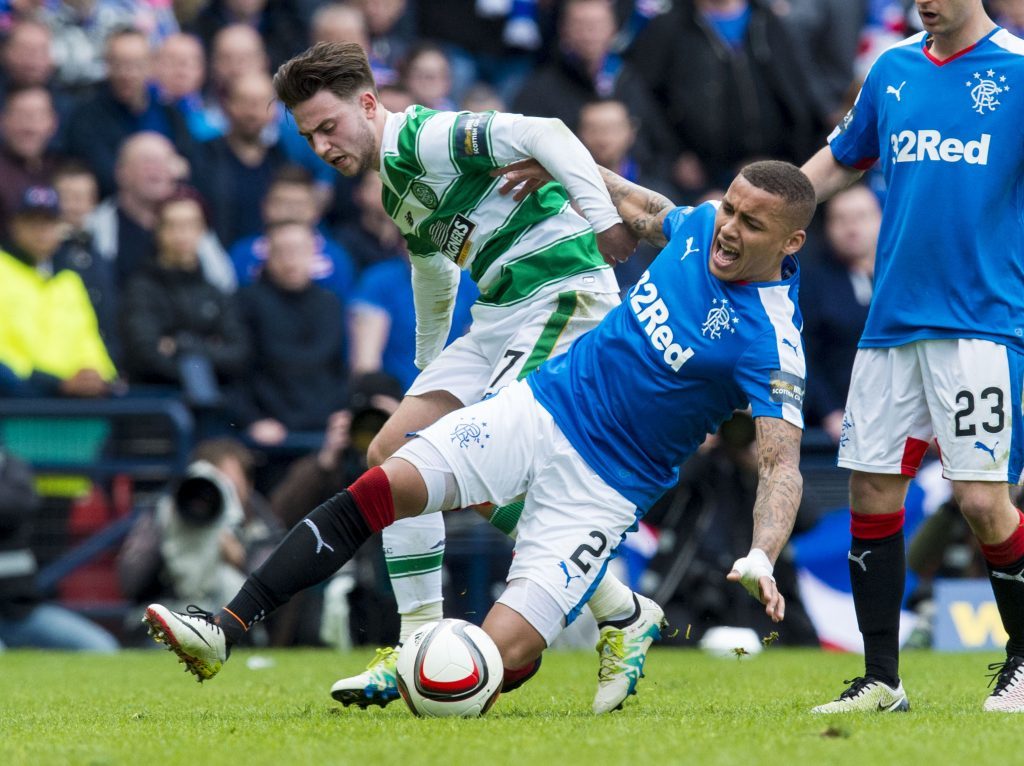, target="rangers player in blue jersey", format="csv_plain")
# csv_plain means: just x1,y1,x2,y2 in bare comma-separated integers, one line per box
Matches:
804,0,1024,714
140,160,816,712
